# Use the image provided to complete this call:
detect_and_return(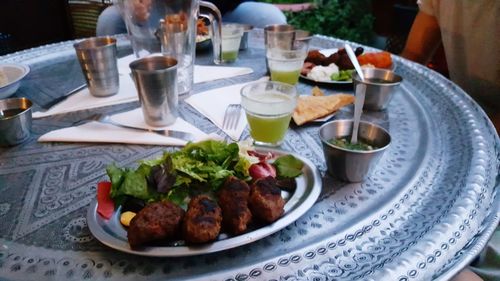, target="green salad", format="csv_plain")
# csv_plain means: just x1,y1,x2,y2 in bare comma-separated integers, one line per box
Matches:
331,69,355,81
106,140,303,207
